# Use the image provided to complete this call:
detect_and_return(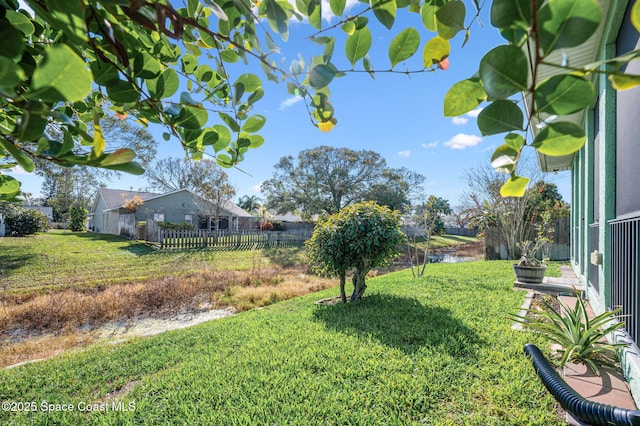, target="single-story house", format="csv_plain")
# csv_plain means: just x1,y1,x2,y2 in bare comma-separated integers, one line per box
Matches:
89,188,254,236
533,1,640,406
